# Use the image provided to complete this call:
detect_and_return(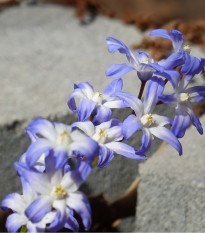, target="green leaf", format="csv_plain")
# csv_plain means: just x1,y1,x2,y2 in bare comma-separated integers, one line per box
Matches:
20,226,27,233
